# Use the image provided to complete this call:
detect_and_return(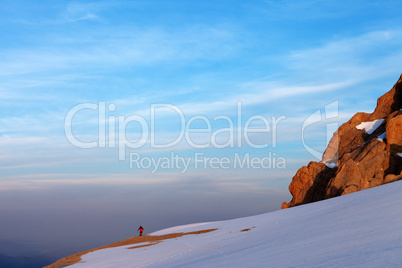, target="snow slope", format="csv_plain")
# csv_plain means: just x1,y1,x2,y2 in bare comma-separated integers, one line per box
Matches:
69,181,402,268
